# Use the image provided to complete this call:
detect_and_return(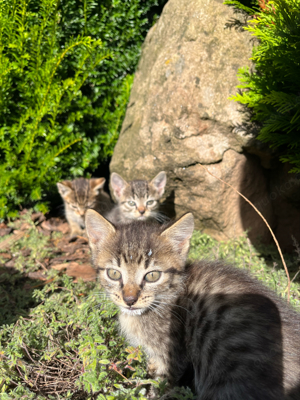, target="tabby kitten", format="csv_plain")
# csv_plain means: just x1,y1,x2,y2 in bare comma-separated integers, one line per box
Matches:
57,178,112,238
86,210,300,400
105,171,167,224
